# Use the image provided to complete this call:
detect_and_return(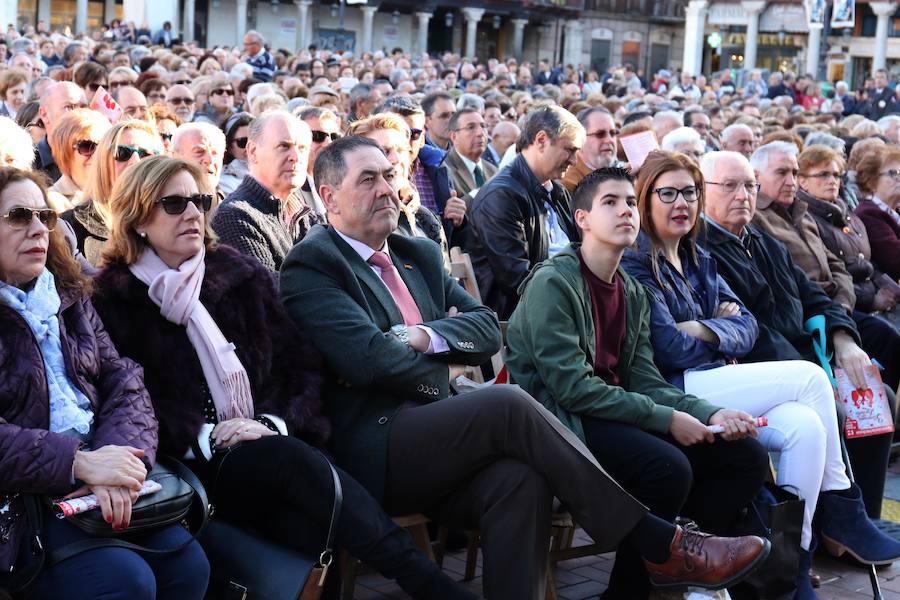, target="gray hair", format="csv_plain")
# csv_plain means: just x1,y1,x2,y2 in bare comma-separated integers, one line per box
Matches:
244,30,266,45
576,106,612,128
653,110,682,127
700,151,750,182
749,141,799,173
62,42,85,64
517,104,584,150
804,132,846,154
172,122,226,156
661,127,703,153
388,68,409,87
248,109,295,143
877,115,900,132
0,116,35,170
349,82,376,113
456,93,485,112
719,123,754,144
246,82,278,109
